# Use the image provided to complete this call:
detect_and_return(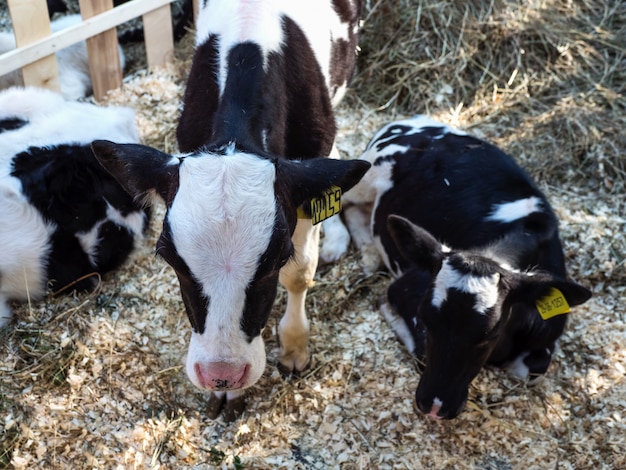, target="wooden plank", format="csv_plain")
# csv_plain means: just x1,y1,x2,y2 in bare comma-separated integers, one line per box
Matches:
143,4,174,68
0,0,174,76
193,0,200,20
79,0,122,100
7,0,61,93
